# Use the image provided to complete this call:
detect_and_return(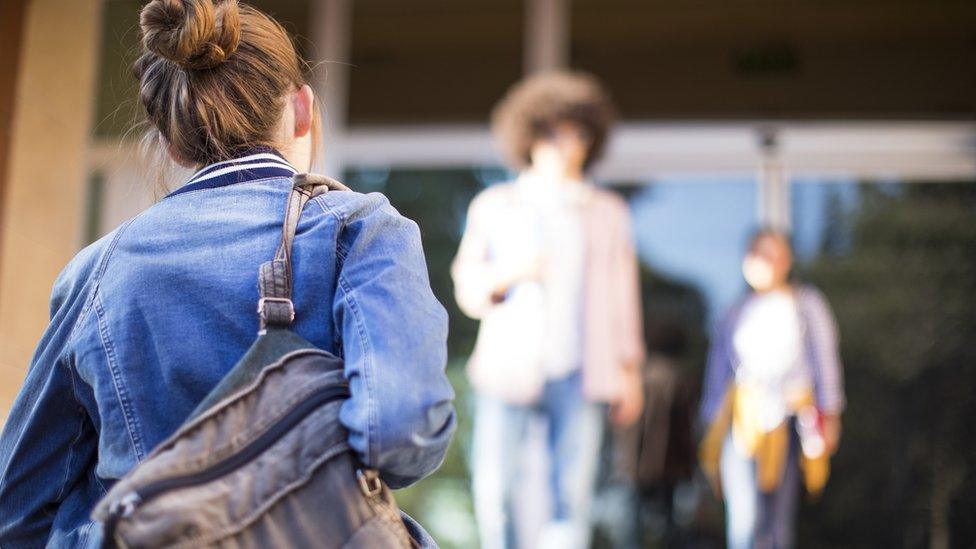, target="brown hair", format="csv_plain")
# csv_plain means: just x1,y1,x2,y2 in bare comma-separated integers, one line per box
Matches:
491,71,617,172
748,227,794,255
134,0,317,167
